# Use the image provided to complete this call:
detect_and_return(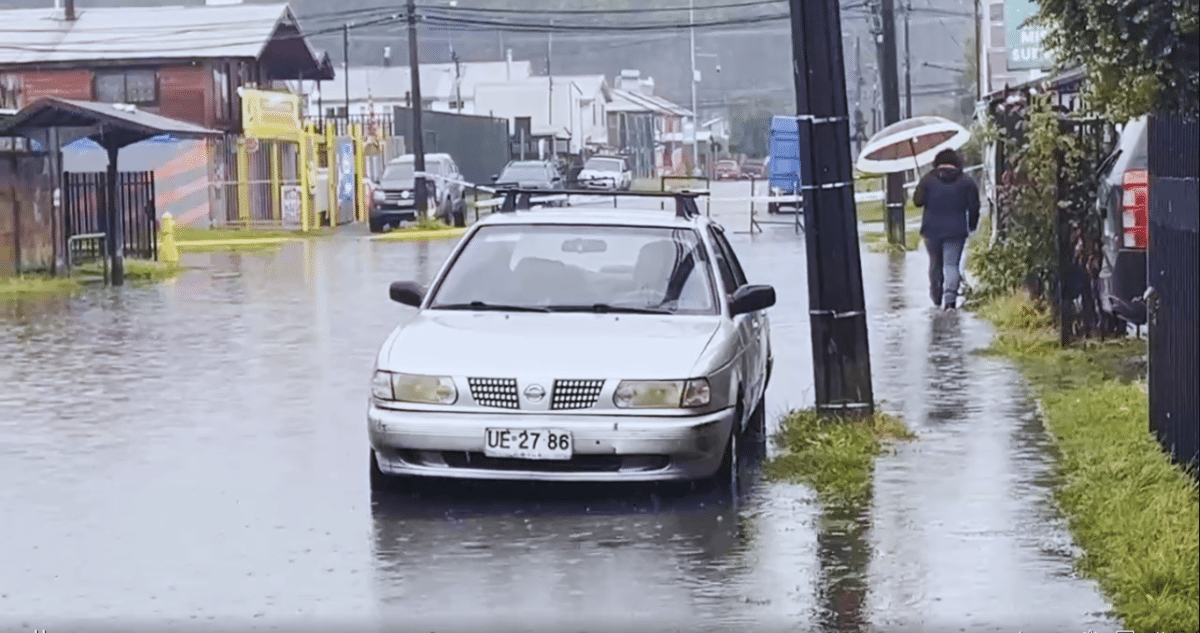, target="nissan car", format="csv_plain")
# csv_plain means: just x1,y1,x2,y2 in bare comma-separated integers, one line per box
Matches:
367,195,775,488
